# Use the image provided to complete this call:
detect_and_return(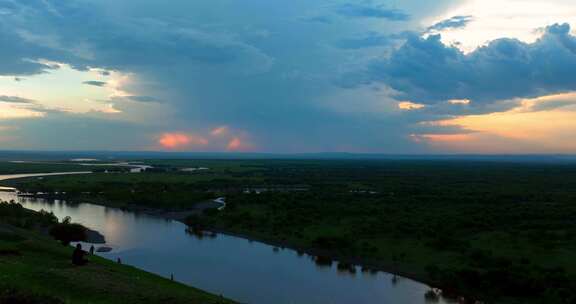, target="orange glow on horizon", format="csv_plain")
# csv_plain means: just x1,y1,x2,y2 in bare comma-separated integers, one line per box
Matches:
158,133,208,150
412,133,474,143
415,102,576,153
398,101,426,110
448,111,576,141
210,126,229,136
448,99,471,105
227,137,242,151
226,137,254,151
0,104,45,119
